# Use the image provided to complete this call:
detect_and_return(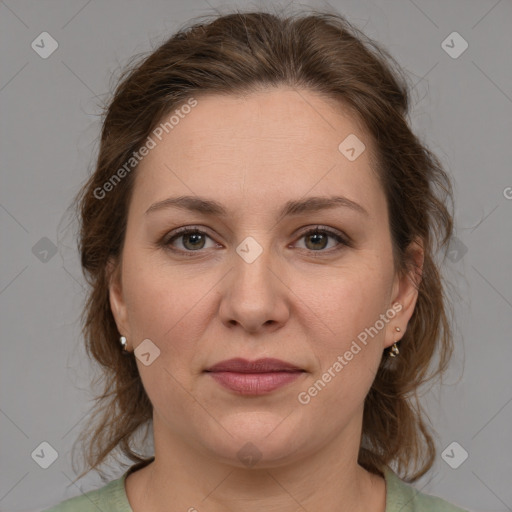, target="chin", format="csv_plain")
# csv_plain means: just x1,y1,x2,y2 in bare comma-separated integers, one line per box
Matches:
199,410,310,468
